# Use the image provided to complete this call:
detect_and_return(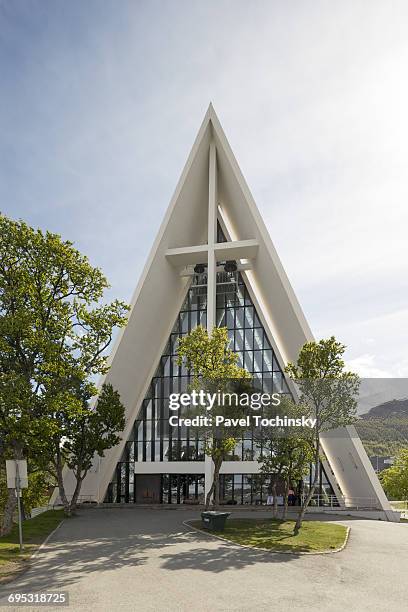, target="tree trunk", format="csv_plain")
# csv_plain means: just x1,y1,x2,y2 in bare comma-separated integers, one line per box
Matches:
272,481,278,518
55,446,70,515
1,488,17,536
213,458,222,507
282,478,289,521
67,467,86,515
294,440,320,534
205,480,215,510
1,444,24,536
205,456,222,509
21,498,27,521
